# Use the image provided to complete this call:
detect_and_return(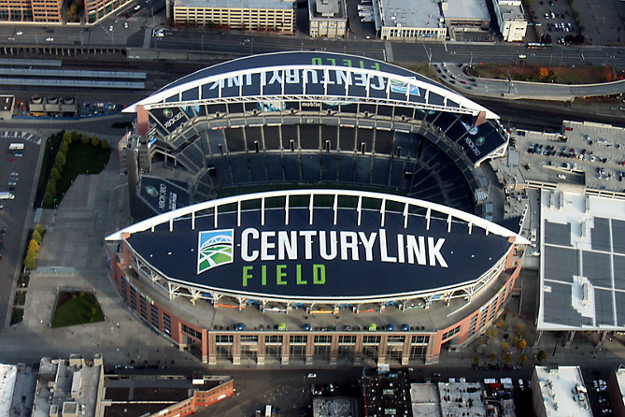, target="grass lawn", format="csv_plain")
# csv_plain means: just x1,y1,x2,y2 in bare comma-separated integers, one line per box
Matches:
48,142,110,208
51,291,105,328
